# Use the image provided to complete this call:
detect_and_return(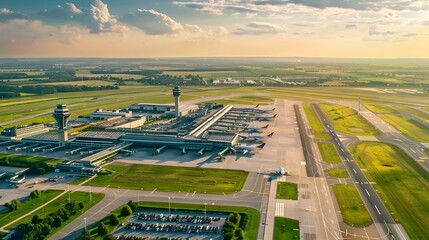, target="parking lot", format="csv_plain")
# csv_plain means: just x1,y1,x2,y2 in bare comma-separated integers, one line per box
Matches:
114,209,228,240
